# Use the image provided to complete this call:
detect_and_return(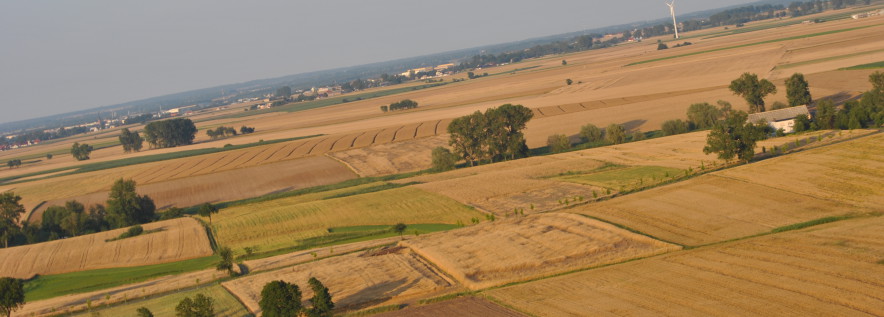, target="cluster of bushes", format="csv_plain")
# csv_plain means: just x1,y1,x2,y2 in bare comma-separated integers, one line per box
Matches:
259,278,335,317
546,122,635,154
206,126,238,139
6,159,21,169
381,99,419,112
70,142,93,161
119,128,144,153
143,118,197,149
